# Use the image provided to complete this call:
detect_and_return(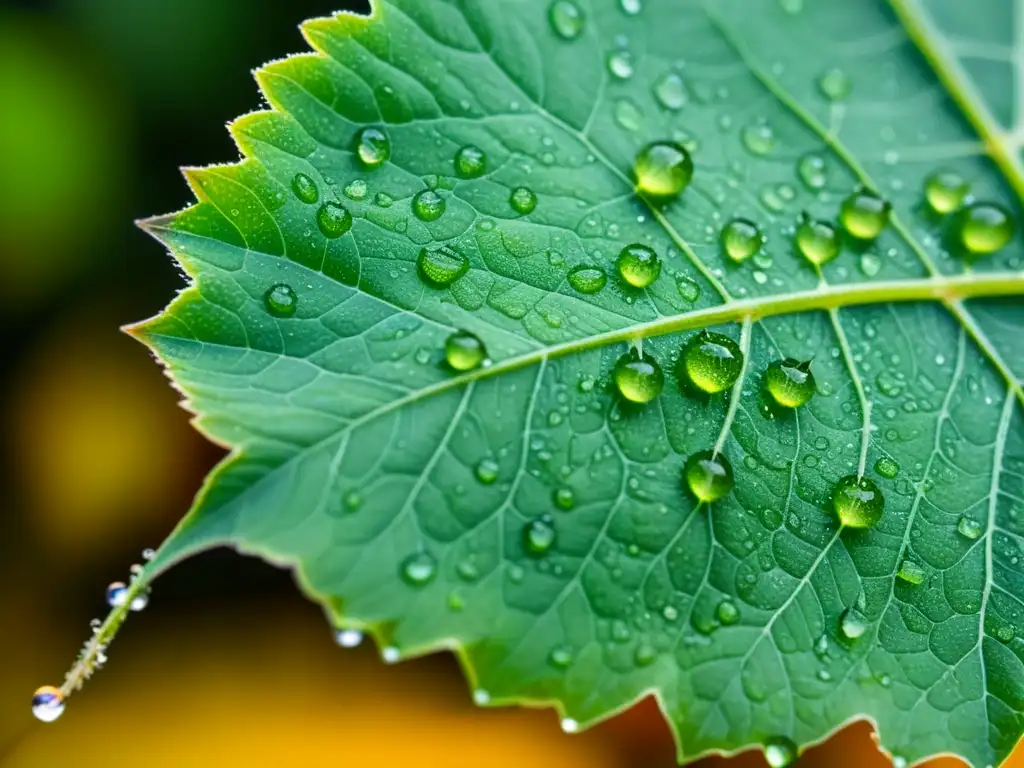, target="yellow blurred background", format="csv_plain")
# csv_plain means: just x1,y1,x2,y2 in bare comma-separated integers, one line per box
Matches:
0,1,1006,766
